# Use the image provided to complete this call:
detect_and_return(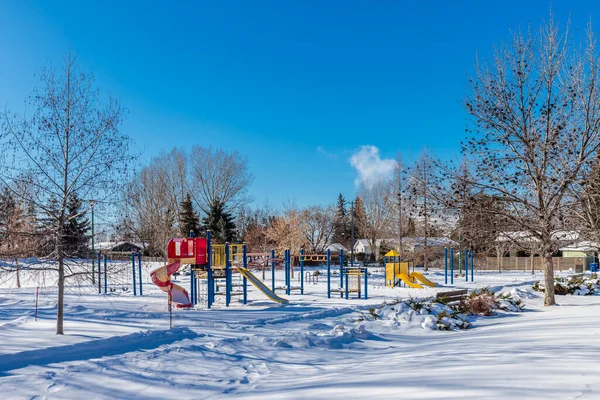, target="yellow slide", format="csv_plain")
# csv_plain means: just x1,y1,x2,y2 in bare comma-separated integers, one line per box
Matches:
410,272,437,287
234,267,289,305
396,273,423,289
